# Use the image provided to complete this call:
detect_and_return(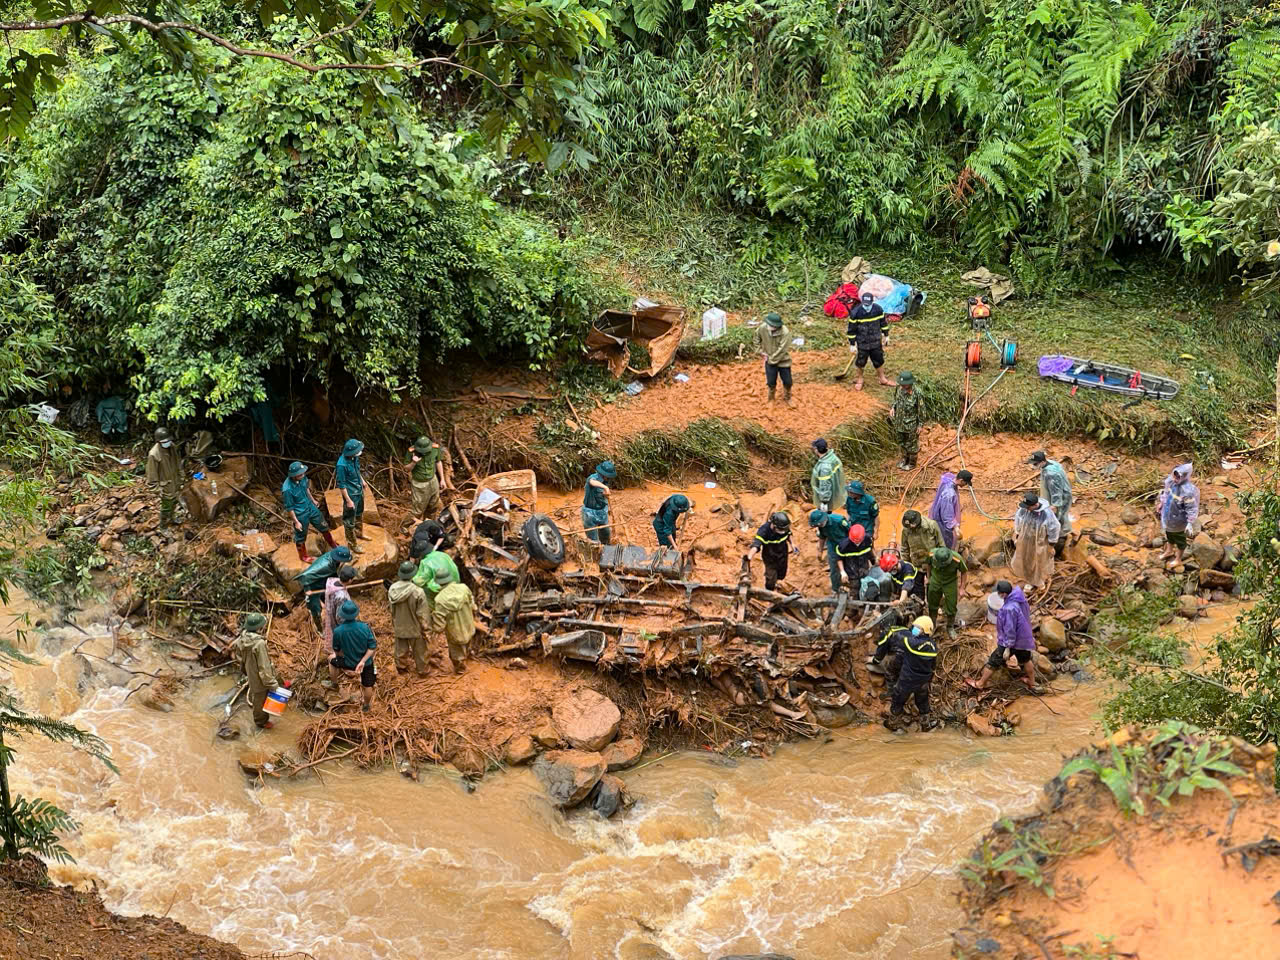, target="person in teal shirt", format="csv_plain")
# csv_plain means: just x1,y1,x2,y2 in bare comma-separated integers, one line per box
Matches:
282,461,336,563
327,600,377,712
335,438,367,554
582,461,616,545
808,509,852,595
297,545,353,628
843,479,879,544
652,494,691,547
